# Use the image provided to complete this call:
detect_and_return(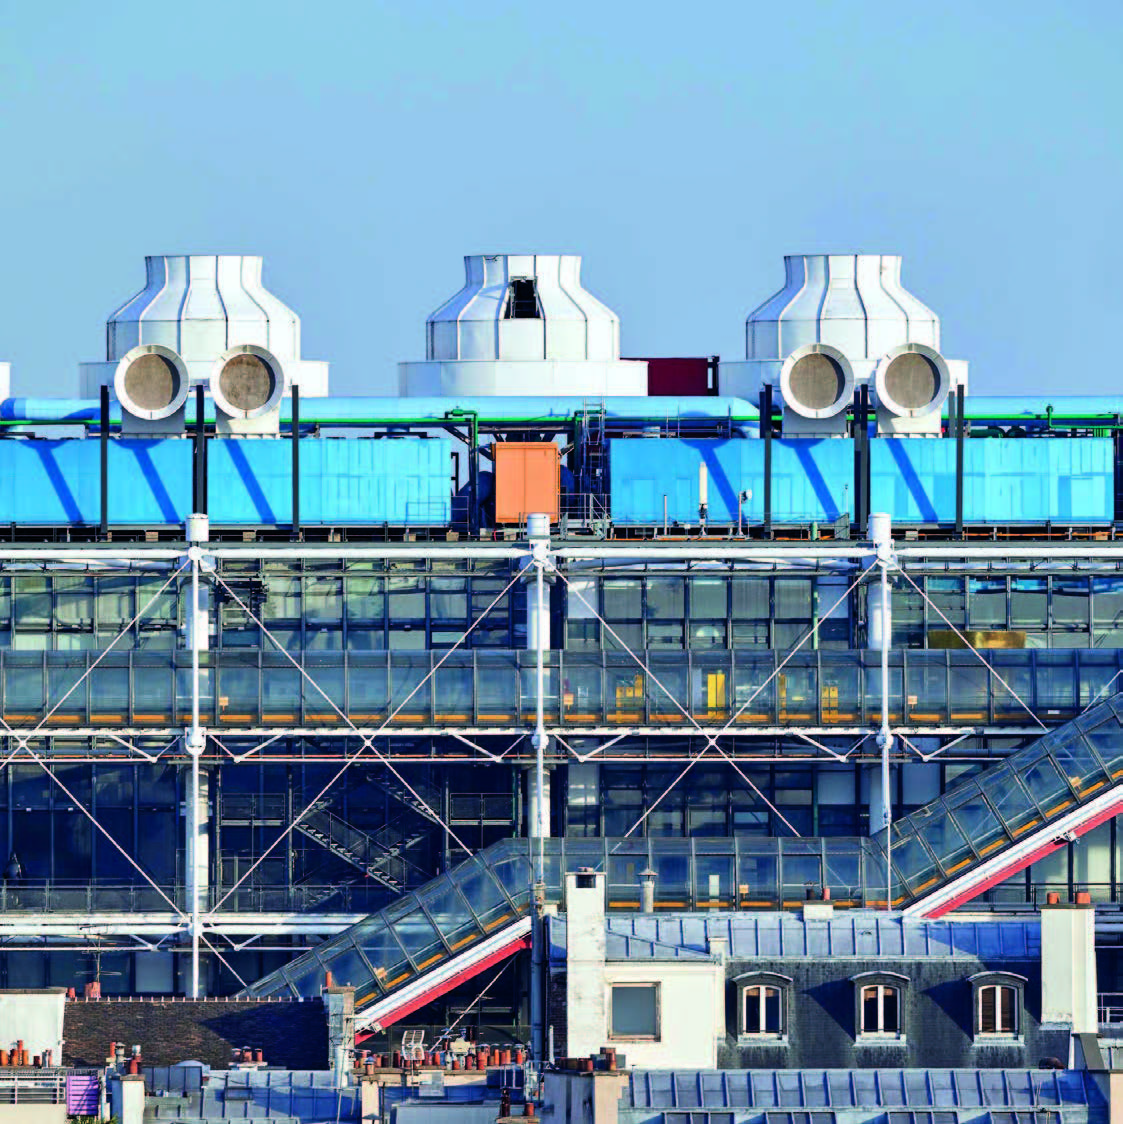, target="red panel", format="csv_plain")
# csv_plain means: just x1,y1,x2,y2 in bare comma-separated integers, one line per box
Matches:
355,931,532,1040
630,358,711,397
